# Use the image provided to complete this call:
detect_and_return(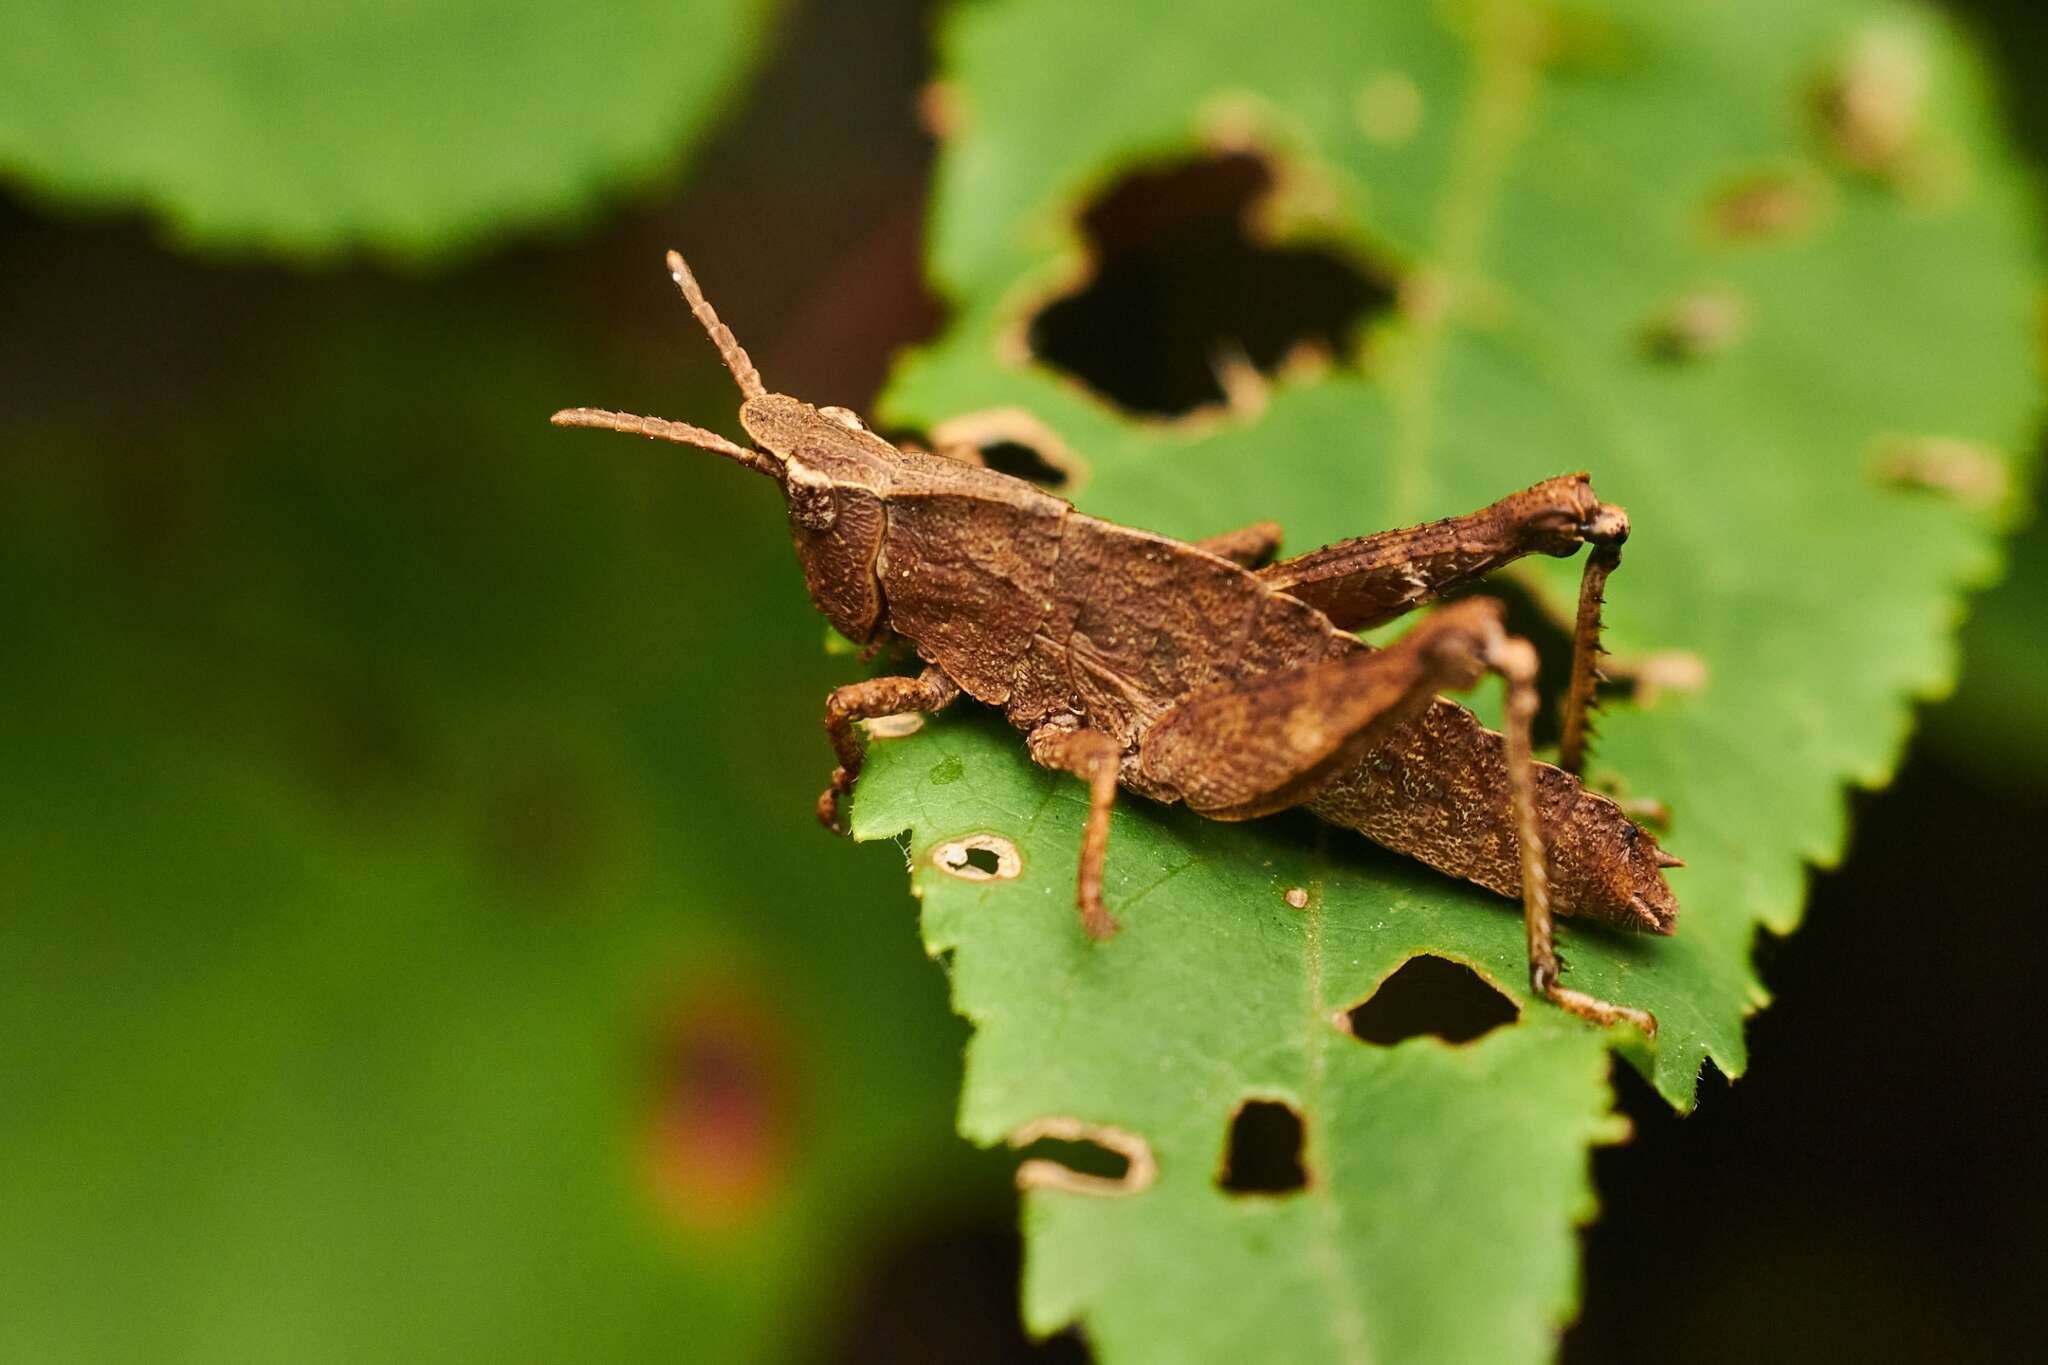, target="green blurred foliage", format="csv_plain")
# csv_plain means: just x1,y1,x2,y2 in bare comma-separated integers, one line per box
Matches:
0,0,777,258
0,281,986,1362
859,0,2041,1356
